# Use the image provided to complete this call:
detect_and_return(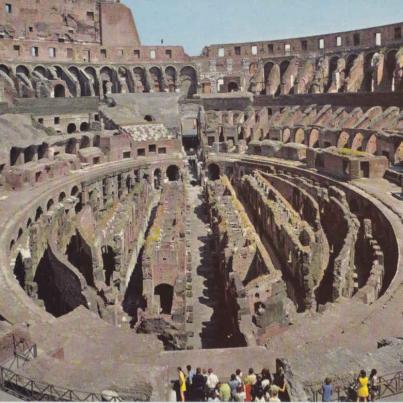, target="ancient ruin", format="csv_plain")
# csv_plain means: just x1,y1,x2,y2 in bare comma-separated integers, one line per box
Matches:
0,0,401,401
